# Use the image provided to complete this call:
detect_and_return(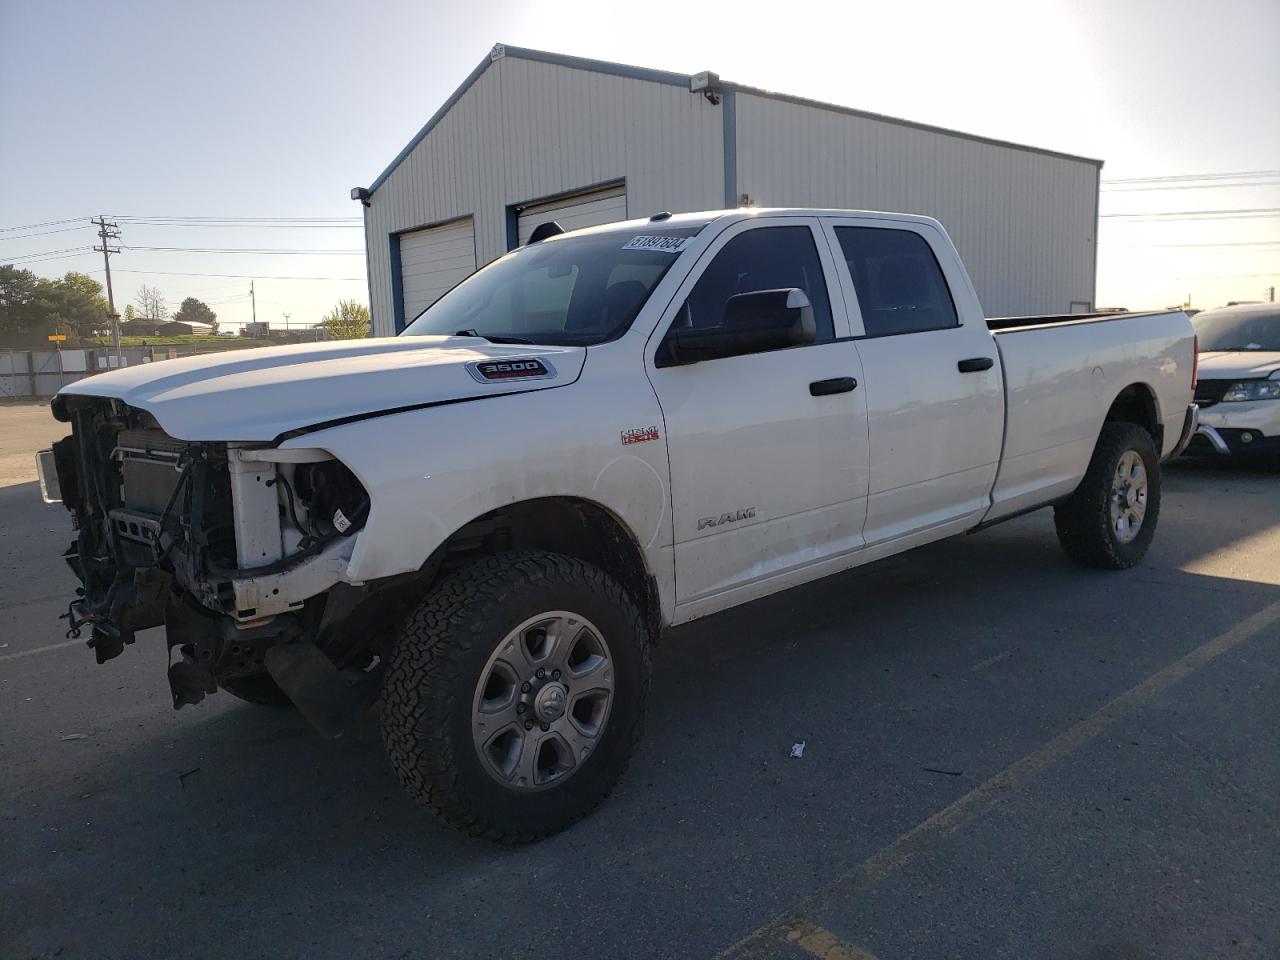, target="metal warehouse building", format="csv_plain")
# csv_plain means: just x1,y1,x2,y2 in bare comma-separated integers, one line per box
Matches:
357,44,1102,337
